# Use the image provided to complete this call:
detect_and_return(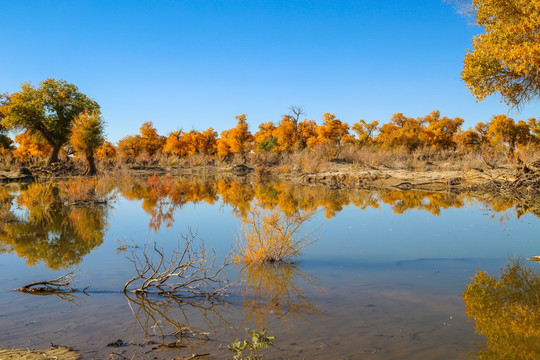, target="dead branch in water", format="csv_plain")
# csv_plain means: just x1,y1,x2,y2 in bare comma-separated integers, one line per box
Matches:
15,267,87,294
123,231,233,298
